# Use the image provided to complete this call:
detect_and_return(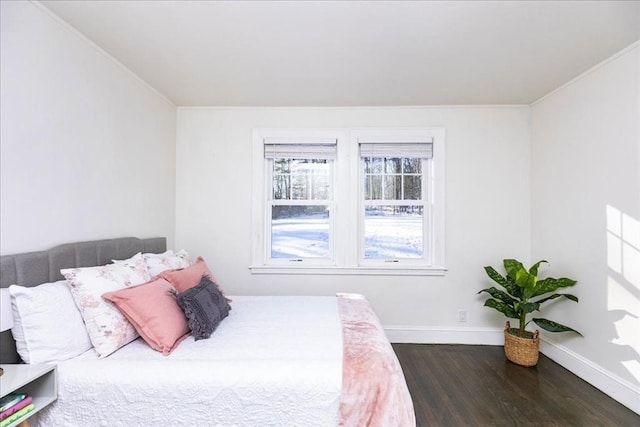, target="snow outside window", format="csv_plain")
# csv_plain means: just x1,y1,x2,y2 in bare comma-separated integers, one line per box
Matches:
251,128,445,276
